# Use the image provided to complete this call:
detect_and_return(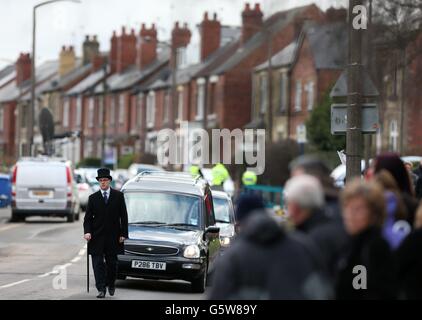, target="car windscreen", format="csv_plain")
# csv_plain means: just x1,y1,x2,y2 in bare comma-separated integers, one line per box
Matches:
16,164,66,187
124,192,202,228
213,197,232,223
